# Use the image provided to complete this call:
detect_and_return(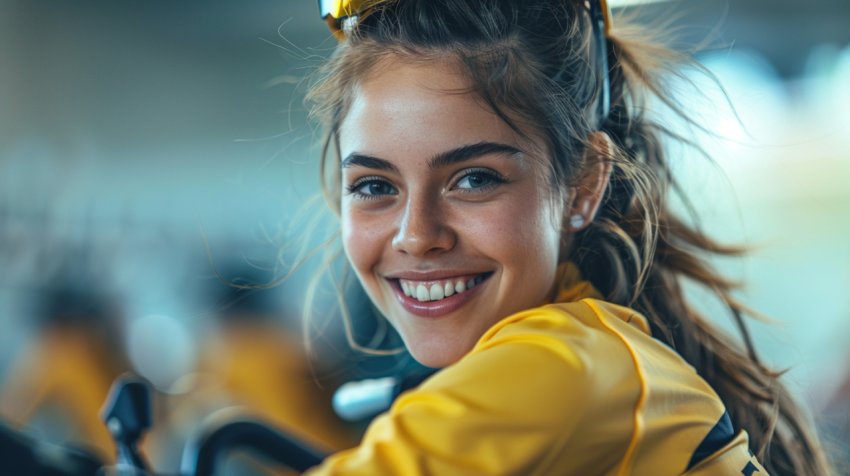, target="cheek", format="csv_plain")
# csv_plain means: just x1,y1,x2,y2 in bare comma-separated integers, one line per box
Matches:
341,205,391,289
464,194,561,275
